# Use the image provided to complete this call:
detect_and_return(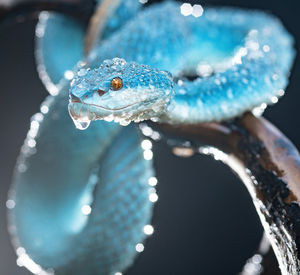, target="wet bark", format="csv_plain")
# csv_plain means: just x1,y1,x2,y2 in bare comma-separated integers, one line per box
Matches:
145,112,300,274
